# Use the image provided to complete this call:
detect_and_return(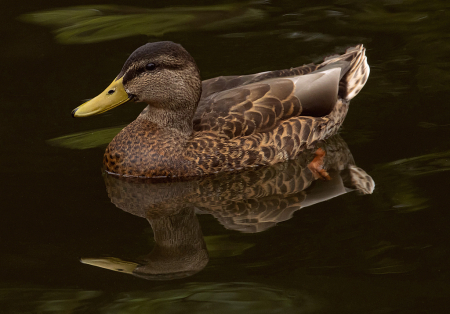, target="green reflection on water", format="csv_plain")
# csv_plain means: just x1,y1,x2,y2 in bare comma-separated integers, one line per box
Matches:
205,235,254,258
372,150,450,213
380,150,450,177
20,4,265,44
1,283,307,314
47,125,125,149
